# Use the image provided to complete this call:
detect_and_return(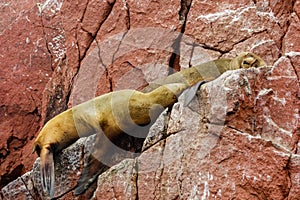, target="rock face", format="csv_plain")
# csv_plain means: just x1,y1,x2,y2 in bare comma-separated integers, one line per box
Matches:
1,0,299,199
2,65,300,199
0,0,53,190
